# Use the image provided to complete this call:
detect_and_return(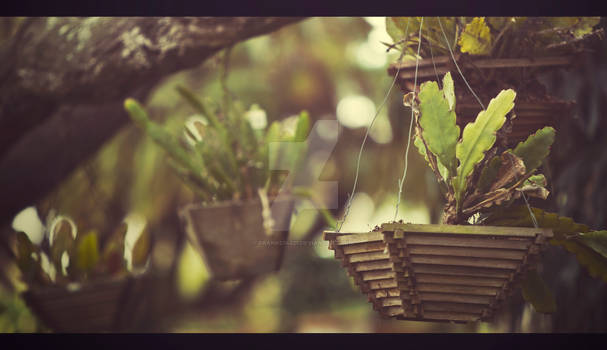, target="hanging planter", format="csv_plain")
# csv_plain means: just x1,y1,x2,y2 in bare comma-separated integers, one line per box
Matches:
13,214,153,332
329,60,564,322
324,223,552,323
384,17,602,147
387,55,576,146
125,78,310,280
179,196,294,280
22,275,145,332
